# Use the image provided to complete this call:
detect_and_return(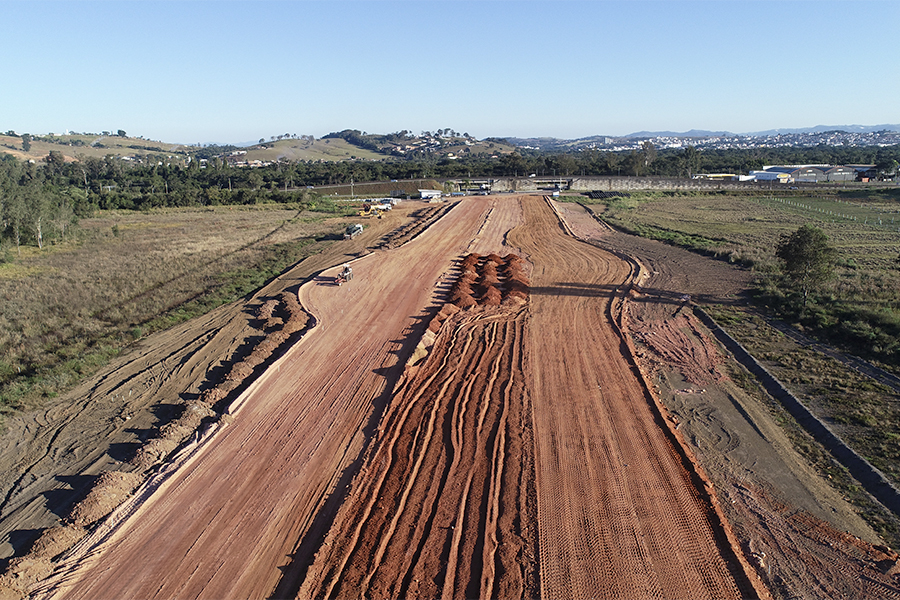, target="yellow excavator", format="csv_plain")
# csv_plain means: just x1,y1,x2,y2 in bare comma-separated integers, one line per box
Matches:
357,203,383,218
